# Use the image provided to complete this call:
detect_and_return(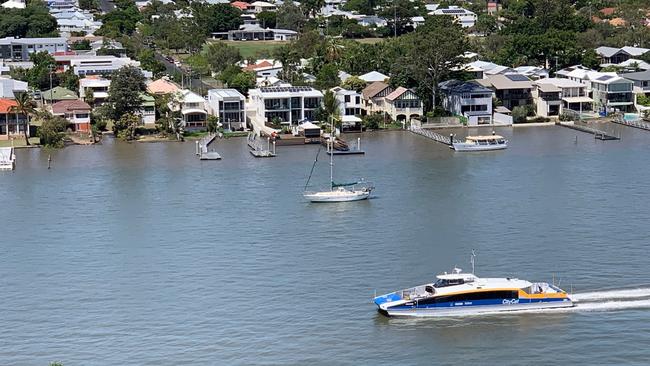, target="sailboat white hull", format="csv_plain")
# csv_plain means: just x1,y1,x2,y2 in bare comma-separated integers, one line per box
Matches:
303,189,370,202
